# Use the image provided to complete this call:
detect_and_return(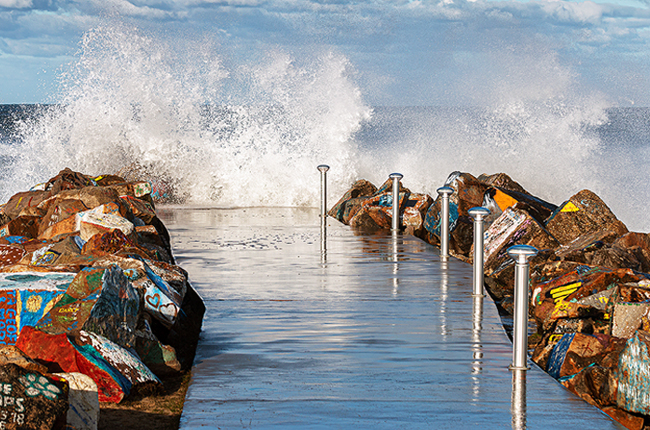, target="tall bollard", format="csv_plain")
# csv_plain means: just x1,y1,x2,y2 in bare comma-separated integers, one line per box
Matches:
317,165,330,220
437,187,454,261
389,173,403,232
507,244,539,370
468,207,490,297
